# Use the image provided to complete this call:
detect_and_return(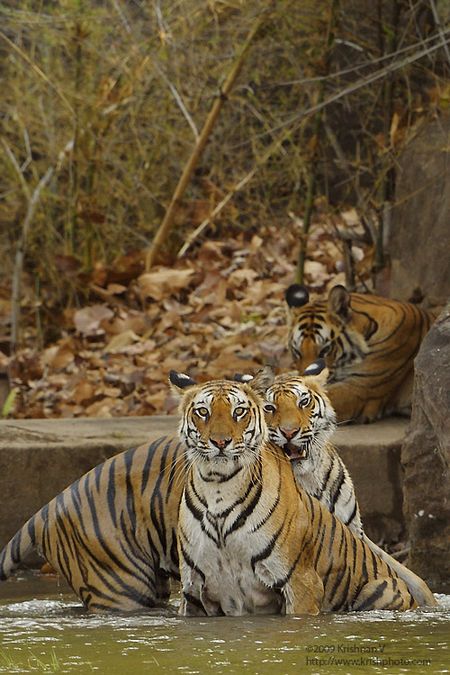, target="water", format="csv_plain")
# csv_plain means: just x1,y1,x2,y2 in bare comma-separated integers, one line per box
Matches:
0,573,449,674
